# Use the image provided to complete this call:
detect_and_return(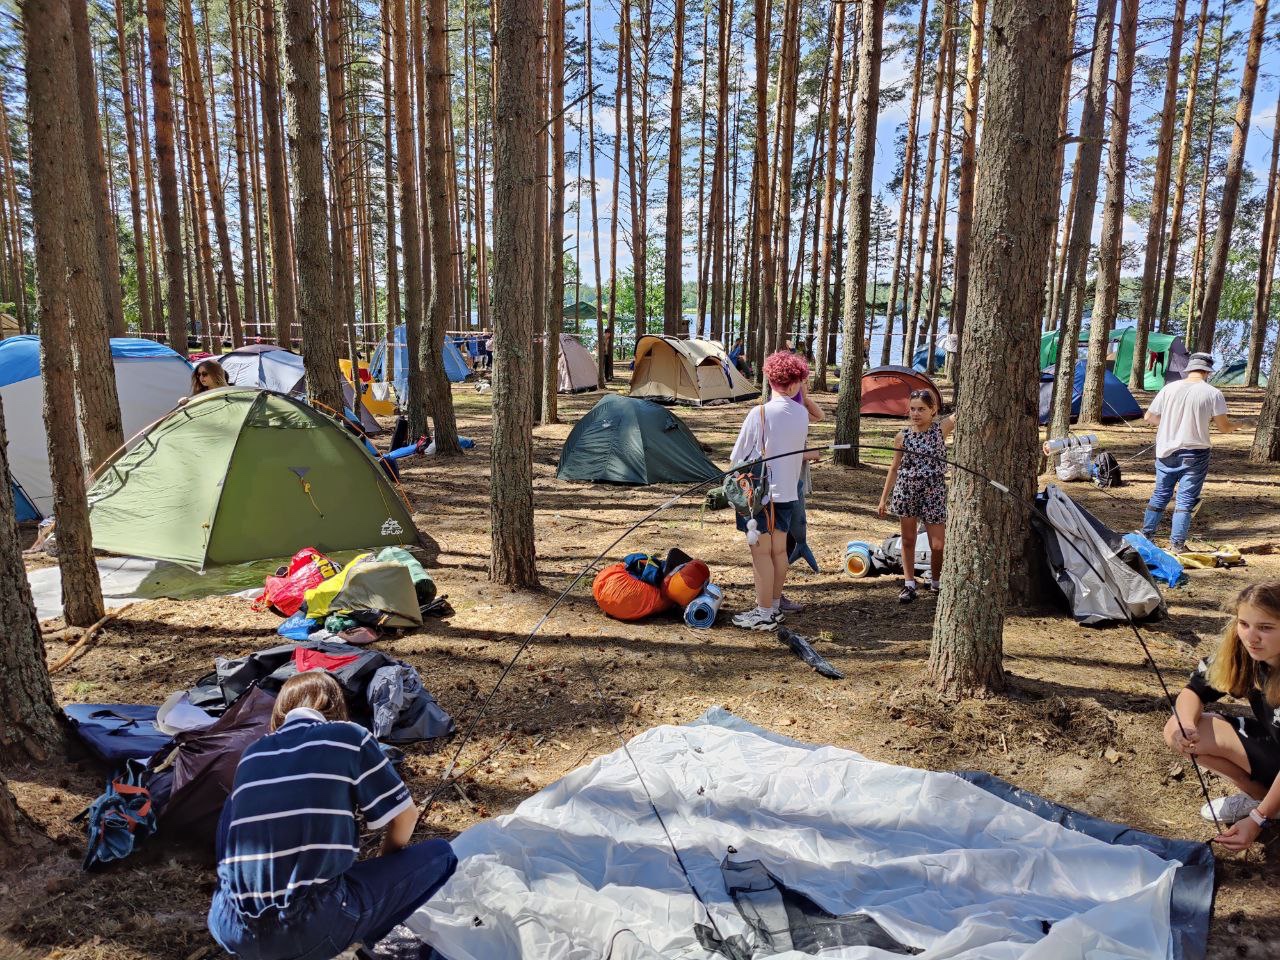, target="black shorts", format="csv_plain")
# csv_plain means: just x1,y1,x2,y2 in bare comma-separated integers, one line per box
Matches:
735,501,794,536
1222,714,1280,787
